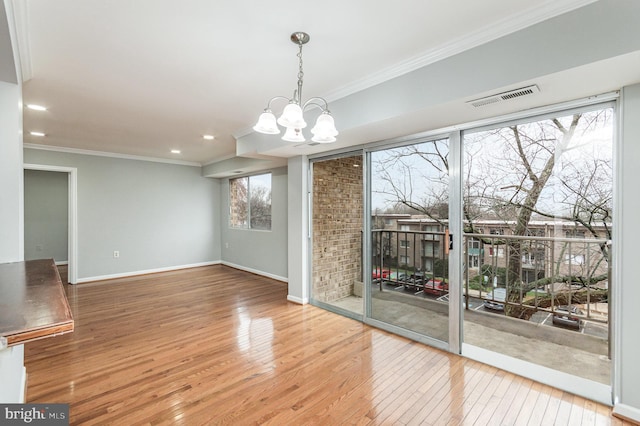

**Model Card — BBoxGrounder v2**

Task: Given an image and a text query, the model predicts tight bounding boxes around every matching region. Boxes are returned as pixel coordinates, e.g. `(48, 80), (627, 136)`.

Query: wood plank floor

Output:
(24, 265), (630, 425)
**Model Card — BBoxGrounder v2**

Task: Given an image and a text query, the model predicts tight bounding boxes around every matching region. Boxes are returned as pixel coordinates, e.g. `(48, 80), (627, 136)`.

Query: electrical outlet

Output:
(225, 242), (229, 249)
(113, 250), (120, 258)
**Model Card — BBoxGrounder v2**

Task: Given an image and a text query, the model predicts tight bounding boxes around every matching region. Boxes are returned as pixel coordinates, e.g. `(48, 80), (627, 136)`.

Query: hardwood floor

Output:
(25, 265), (629, 425)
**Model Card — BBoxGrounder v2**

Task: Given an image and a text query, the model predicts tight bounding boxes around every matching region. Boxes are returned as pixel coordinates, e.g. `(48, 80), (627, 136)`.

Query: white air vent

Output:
(467, 85), (540, 108)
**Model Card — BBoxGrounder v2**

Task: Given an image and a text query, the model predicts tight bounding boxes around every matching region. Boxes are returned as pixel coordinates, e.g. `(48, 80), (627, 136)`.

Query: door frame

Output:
(23, 164), (78, 284)
(363, 132), (456, 352)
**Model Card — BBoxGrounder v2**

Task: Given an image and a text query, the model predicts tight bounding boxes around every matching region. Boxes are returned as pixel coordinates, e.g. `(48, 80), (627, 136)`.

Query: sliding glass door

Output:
(311, 98), (615, 403)
(460, 103), (614, 394)
(368, 138), (451, 345)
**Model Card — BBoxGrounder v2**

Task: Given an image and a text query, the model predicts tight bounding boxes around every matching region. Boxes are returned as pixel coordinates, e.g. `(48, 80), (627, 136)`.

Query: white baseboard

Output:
(19, 365), (26, 403)
(613, 403), (640, 424)
(221, 261), (288, 283)
(55, 261), (69, 266)
(287, 294), (309, 305)
(76, 261), (222, 283)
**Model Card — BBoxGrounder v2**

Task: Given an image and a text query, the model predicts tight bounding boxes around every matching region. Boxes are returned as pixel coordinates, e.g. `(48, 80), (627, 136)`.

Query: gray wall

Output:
(618, 83), (640, 413)
(220, 166), (288, 280)
(24, 169), (68, 262)
(24, 148), (221, 280)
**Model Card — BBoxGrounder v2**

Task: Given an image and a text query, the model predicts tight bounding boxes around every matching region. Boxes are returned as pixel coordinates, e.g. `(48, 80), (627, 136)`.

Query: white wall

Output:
(24, 169), (68, 262)
(0, 81), (22, 263)
(23, 148), (221, 281)
(0, 14), (25, 401)
(287, 156), (309, 303)
(220, 166), (288, 281)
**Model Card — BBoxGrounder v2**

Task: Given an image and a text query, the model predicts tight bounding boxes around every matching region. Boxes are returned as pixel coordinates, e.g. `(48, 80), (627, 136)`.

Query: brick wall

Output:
(229, 177), (247, 228)
(312, 156), (363, 302)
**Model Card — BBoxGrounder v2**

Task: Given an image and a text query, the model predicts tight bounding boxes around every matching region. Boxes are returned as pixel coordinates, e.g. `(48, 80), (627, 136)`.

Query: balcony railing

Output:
(464, 233), (610, 326)
(372, 229), (610, 324)
(372, 229), (449, 293)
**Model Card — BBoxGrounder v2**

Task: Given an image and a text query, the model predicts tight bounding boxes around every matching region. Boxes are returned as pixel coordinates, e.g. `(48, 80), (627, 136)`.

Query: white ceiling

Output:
(10, 0), (633, 166)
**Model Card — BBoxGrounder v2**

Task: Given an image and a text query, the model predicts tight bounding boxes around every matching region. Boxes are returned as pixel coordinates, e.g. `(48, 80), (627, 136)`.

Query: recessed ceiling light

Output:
(203, 135), (215, 140)
(30, 131), (46, 137)
(26, 104), (47, 111)
(171, 149), (181, 154)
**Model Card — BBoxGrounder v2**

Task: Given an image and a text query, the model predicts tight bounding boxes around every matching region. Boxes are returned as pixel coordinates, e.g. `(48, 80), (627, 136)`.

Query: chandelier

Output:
(253, 32), (338, 143)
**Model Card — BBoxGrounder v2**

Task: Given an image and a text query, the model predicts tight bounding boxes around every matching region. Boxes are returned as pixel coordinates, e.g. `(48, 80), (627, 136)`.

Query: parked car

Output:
(389, 272), (409, 284)
(423, 279), (448, 296)
(404, 271), (425, 290)
(552, 305), (583, 330)
(483, 288), (506, 311)
(372, 268), (391, 280)
(410, 271), (425, 282)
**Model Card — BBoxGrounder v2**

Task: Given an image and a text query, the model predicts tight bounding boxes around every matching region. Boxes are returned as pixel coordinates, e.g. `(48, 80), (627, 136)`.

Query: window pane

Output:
(462, 106), (613, 385)
(370, 138), (450, 343)
(229, 177), (248, 228)
(249, 174), (272, 230)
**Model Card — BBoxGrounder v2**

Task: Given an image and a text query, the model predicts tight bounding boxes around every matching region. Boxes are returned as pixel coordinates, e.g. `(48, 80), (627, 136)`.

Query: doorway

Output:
(23, 164), (78, 284)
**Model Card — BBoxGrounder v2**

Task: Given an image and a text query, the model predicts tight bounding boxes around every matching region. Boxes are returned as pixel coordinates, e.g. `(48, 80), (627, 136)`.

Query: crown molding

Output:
(8, 0), (32, 83)
(23, 143), (202, 167)
(323, 0), (599, 103)
(233, 0), (598, 140)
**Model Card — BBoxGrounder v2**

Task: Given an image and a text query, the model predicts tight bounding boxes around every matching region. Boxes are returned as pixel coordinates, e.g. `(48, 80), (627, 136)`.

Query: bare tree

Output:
(372, 108), (613, 319)
(249, 185), (272, 230)
(465, 110), (612, 318)
(372, 139), (450, 226)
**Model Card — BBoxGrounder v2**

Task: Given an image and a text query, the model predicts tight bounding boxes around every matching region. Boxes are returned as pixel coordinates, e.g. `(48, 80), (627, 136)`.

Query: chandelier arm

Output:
(264, 95), (292, 110)
(302, 97), (330, 112)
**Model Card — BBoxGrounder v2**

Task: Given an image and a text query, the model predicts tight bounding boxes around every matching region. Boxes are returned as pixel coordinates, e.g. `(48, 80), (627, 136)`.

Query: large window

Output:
(229, 173), (272, 230)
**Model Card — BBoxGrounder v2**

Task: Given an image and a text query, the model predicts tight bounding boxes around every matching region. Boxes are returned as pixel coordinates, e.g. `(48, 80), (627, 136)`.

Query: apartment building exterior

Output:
(372, 213), (610, 289)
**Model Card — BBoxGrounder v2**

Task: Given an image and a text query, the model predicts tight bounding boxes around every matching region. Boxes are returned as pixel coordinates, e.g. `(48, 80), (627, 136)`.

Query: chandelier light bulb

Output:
(253, 110), (280, 135)
(277, 103), (307, 129)
(311, 112), (338, 138)
(282, 127), (306, 143)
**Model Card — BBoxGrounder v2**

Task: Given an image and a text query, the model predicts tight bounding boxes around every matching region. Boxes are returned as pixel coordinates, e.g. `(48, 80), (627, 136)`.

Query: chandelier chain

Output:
(297, 43), (304, 95)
